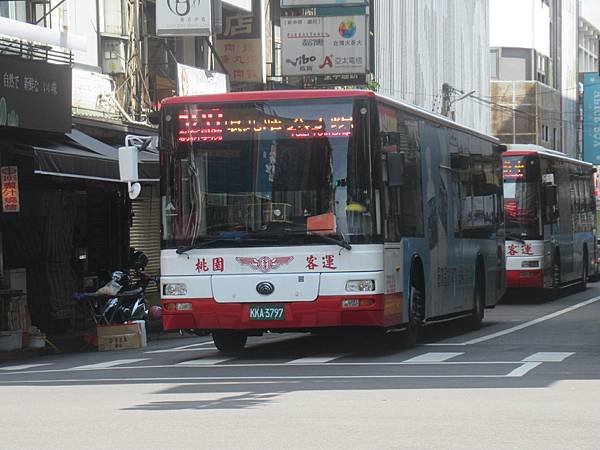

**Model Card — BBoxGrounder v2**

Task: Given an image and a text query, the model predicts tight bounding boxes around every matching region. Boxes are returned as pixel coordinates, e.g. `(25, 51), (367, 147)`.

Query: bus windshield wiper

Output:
(310, 233), (352, 250)
(176, 236), (268, 254)
(506, 234), (526, 244)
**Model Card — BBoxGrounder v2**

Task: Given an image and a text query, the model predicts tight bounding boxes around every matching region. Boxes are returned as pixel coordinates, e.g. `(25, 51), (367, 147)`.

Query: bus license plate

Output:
(249, 305), (285, 321)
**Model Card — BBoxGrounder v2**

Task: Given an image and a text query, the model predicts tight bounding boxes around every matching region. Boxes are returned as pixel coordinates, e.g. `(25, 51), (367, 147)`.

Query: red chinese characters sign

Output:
(1, 166), (19, 212)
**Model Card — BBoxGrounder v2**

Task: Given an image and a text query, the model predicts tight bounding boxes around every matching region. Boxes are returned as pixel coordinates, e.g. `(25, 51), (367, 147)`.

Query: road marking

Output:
(505, 362), (543, 377)
(0, 374), (519, 384)
(0, 363), (52, 371)
(403, 352), (464, 363)
(177, 358), (233, 366)
(287, 355), (346, 364)
(144, 341), (215, 353)
(521, 352), (574, 362)
(73, 359), (148, 370)
(427, 295), (600, 346)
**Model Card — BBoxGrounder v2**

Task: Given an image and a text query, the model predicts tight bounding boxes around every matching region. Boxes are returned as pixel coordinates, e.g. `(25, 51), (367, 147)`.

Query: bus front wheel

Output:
(212, 331), (247, 354)
(406, 284), (424, 346)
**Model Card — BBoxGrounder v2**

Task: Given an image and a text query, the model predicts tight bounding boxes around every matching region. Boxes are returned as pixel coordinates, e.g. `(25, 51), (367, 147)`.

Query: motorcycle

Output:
(75, 251), (154, 325)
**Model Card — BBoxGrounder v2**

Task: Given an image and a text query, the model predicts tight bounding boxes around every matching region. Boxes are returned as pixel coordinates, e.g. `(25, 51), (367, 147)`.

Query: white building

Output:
(489, 0), (579, 158)
(579, 0), (600, 73)
(374, 0), (491, 135)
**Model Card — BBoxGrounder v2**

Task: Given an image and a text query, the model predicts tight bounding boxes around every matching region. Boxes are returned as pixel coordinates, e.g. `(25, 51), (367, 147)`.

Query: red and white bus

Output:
(503, 145), (595, 290)
(157, 90), (506, 353)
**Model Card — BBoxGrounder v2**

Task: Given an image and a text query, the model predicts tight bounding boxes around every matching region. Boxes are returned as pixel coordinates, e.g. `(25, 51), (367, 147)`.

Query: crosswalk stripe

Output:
(144, 342), (216, 353)
(286, 355), (346, 364)
(403, 352), (464, 363)
(0, 363), (52, 371)
(73, 359), (148, 370)
(177, 358), (233, 366)
(521, 352), (575, 362)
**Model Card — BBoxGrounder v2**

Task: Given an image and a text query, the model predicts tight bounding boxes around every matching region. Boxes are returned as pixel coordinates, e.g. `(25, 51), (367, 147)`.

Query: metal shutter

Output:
(130, 184), (160, 293)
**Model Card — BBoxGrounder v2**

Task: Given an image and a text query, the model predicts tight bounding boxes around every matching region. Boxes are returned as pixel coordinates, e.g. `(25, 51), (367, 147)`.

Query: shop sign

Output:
(177, 63), (229, 95)
(281, 15), (367, 76)
(281, 0), (367, 6)
(1, 166), (20, 213)
(0, 55), (71, 133)
(215, 0), (264, 83)
(583, 72), (600, 164)
(156, 0), (212, 36)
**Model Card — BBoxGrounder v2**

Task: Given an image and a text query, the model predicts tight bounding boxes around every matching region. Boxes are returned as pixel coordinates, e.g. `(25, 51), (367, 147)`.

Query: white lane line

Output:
(72, 359), (148, 370)
(144, 347), (217, 353)
(144, 341), (215, 353)
(0, 374), (513, 383)
(0, 363), (52, 371)
(286, 355), (346, 364)
(403, 352), (464, 363)
(505, 362), (543, 377)
(521, 352), (574, 362)
(177, 358), (233, 366)
(428, 295), (600, 346)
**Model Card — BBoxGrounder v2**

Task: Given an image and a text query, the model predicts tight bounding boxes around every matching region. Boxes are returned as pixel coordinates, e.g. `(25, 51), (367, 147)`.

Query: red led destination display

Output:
(503, 158), (527, 180)
(177, 108), (353, 143)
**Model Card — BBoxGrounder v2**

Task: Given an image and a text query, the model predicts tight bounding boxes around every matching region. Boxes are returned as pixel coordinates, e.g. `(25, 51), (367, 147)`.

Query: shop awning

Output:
(0, 128), (158, 182)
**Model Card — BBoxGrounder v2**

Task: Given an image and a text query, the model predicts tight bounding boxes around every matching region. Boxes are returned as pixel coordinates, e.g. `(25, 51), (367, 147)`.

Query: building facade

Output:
(373, 0), (491, 135)
(489, 0), (579, 158)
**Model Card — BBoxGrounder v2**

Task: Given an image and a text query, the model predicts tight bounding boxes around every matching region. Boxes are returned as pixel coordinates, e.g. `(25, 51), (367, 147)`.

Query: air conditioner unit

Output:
(101, 38), (126, 74)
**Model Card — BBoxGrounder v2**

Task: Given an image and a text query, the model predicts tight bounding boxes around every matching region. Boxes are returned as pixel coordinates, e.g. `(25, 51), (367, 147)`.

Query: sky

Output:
(582, 0), (600, 29)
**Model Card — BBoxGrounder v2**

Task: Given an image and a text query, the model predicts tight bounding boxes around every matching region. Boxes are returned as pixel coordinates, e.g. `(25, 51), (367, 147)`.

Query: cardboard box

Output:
(96, 322), (147, 351)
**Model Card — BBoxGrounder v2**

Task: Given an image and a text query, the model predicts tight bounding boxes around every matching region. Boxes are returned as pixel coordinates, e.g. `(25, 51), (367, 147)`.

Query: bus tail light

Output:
(345, 280), (375, 292)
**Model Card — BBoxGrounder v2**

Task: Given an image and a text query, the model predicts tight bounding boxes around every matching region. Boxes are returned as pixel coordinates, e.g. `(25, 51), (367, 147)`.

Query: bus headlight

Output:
(163, 283), (188, 296)
(521, 261), (540, 268)
(345, 280), (375, 292)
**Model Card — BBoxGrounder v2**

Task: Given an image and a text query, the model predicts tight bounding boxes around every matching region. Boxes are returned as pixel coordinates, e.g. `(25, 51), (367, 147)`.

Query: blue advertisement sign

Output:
(583, 72), (600, 164)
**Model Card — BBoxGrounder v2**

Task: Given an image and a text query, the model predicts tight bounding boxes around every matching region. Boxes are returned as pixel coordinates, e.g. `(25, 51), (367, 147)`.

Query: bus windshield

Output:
(161, 98), (375, 248)
(503, 155), (541, 239)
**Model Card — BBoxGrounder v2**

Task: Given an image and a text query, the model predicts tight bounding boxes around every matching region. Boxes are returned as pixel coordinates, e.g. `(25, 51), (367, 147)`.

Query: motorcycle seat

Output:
(119, 287), (143, 299)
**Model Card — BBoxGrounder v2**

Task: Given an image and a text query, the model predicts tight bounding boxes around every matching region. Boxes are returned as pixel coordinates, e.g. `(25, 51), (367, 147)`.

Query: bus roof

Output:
(162, 89), (500, 145)
(504, 144), (593, 168)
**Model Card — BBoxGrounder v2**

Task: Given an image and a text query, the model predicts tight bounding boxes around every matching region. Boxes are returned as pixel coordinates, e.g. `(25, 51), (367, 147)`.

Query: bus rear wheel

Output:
(580, 249), (588, 291)
(212, 331), (247, 354)
(469, 270), (485, 330)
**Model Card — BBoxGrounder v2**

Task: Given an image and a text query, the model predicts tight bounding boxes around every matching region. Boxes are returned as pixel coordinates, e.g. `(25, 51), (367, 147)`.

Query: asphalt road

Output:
(1, 284), (600, 449)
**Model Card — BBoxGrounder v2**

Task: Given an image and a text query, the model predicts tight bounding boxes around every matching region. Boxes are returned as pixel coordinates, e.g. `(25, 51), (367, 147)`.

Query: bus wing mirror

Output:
(148, 110), (160, 125)
(386, 152), (405, 187)
(119, 145), (141, 200)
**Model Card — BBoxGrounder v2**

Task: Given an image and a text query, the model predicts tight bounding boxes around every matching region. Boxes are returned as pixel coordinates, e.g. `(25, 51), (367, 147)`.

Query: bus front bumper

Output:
(161, 294), (404, 331)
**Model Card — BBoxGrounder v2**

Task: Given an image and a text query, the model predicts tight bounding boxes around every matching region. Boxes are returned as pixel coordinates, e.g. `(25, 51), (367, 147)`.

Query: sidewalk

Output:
(0, 319), (194, 363)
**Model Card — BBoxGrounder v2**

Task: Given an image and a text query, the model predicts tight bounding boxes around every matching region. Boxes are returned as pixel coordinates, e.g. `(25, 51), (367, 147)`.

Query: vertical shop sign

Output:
(583, 72), (600, 164)
(1, 166), (20, 213)
(215, 0), (264, 83)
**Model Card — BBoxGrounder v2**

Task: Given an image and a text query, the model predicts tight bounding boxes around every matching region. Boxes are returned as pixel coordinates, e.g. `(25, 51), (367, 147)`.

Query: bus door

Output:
(557, 163), (574, 275)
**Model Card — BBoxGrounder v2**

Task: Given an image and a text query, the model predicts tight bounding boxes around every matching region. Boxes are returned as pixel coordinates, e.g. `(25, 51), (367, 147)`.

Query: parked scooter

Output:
(75, 251), (155, 325)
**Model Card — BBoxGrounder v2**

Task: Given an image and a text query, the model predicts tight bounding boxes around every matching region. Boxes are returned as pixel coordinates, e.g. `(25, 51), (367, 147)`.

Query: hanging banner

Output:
(177, 63), (229, 95)
(1, 166), (20, 213)
(281, 15), (367, 76)
(156, 0), (212, 36)
(583, 72), (600, 164)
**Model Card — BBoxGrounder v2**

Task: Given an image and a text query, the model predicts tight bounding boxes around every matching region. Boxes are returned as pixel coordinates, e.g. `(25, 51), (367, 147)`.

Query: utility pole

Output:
(441, 83), (452, 117)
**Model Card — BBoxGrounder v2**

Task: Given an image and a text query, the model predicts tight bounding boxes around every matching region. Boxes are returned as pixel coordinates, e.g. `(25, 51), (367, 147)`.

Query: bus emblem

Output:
(236, 256), (294, 273)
